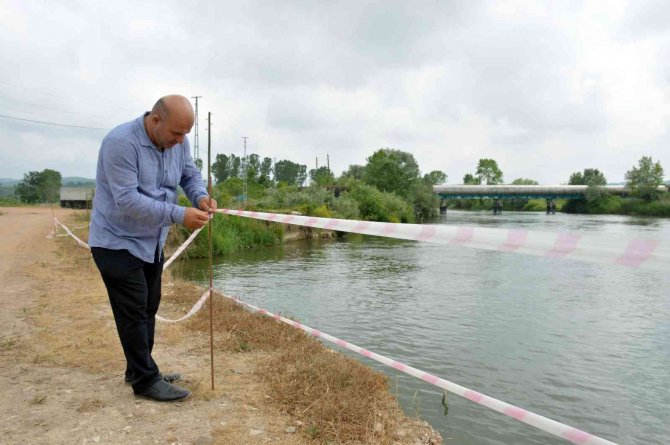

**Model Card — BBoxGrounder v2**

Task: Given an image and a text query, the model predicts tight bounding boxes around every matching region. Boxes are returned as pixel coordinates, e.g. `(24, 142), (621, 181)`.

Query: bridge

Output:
(432, 184), (668, 214)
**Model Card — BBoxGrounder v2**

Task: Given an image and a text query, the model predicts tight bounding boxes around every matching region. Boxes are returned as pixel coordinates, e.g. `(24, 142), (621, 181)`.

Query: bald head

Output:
(152, 95), (194, 121)
(145, 95), (194, 149)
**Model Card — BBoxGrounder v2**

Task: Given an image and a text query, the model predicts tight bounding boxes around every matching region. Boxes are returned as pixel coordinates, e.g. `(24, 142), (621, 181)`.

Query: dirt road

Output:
(0, 207), (440, 445)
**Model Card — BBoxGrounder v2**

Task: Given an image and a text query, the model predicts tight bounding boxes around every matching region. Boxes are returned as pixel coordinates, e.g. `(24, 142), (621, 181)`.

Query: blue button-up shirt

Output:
(89, 113), (208, 263)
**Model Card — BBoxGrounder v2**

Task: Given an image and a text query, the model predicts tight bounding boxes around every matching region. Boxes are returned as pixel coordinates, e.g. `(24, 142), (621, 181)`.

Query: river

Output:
(174, 210), (670, 444)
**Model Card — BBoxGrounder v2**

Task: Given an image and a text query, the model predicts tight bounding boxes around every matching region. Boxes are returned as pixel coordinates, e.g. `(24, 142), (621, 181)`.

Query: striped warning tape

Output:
(216, 209), (668, 271)
(50, 216), (620, 443)
(49, 217), (207, 323)
(217, 290), (618, 445)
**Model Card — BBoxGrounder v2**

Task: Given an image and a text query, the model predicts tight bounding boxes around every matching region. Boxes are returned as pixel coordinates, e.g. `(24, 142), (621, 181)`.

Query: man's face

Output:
(153, 113), (193, 149)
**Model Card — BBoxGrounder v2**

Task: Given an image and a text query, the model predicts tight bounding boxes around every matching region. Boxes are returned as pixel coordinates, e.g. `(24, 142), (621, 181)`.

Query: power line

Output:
(0, 80), (137, 112)
(0, 93), (120, 122)
(0, 113), (109, 130)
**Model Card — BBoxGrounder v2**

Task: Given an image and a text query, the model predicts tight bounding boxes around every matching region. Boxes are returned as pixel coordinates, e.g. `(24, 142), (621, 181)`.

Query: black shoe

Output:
(125, 372), (182, 385)
(135, 380), (191, 402)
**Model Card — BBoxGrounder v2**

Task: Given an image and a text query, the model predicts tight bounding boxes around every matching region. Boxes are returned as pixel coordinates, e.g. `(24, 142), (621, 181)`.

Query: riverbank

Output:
(447, 195), (670, 217)
(0, 207), (441, 444)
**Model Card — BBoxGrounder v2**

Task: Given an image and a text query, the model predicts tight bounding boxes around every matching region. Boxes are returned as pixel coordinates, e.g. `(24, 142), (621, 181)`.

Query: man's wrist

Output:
(196, 194), (209, 208)
(170, 205), (186, 225)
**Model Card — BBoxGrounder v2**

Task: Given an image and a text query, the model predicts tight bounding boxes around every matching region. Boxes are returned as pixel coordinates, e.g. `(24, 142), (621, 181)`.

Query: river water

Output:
(175, 210), (670, 444)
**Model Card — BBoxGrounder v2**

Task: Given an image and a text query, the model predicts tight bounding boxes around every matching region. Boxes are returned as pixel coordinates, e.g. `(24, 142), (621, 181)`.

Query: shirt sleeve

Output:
(102, 136), (185, 226)
(179, 138), (209, 207)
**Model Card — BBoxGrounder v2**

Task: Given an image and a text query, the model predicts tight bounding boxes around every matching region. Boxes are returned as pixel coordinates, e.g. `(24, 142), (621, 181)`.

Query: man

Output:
(89, 95), (216, 401)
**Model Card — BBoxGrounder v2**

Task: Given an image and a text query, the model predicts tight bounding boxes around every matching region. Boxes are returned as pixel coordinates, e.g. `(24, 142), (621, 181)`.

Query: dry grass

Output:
(27, 215), (440, 445)
(161, 280), (404, 444)
(77, 398), (106, 413)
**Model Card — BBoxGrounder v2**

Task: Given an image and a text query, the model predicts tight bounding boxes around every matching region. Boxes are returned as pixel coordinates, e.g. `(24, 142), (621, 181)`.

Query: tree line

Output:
(451, 156), (667, 216)
(210, 148), (448, 222)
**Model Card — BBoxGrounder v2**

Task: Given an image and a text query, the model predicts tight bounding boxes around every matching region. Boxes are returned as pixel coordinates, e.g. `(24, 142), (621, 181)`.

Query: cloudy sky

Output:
(0, 0), (668, 184)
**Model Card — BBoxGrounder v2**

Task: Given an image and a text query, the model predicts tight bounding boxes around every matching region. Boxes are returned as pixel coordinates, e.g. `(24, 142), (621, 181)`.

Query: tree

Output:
(568, 168), (607, 186)
(212, 154), (230, 183)
(15, 171), (41, 203)
(259, 157), (273, 186)
(309, 166), (335, 186)
(511, 178), (538, 185)
(341, 164), (366, 180)
(409, 182), (439, 221)
(194, 158), (203, 172)
(38, 169), (62, 202)
(246, 154), (260, 181)
(230, 154), (241, 178)
(463, 173), (481, 185)
(363, 148), (420, 197)
(15, 169), (62, 203)
(475, 159), (503, 185)
(625, 156), (665, 201)
(275, 160), (307, 186)
(423, 170), (447, 185)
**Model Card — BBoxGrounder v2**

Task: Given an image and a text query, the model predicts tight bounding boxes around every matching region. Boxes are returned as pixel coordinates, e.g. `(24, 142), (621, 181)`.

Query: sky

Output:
(0, 0), (668, 184)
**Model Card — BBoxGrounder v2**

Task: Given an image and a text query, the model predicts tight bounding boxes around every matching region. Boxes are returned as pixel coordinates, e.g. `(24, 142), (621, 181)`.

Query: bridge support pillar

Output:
(493, 199), (502, 215)
(546, 199), (556, 214)
(439, 200), (447, 214)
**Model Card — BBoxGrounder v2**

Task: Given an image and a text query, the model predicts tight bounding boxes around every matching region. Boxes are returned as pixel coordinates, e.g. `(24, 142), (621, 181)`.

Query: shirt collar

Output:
(136, 112), (156, 148)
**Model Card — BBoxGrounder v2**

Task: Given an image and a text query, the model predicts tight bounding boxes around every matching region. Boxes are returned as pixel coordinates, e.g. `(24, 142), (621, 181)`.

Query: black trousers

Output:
(91, 247), (163, 392)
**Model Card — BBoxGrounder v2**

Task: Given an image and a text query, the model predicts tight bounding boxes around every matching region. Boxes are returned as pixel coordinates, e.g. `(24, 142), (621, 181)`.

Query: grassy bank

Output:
(173, 213), (285, 257)
(562, 195), (670, 217)
(165, 279), (440, 443)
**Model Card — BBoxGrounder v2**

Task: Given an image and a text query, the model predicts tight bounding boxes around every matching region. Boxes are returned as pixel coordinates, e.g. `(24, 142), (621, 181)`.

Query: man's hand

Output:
(198, 196), (218, 213)
(183, 207), (210, 229)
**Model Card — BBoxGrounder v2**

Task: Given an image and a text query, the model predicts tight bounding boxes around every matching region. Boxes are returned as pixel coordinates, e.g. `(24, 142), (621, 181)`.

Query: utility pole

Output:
(191, 96), (202, 169)
(327, 154), (330, 171)
(242, 136), (248, 206)
(316, 156), (318, 169)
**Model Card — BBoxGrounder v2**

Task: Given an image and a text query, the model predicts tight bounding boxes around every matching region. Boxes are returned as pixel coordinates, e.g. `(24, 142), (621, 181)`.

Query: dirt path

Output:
(0, 207), (441, 445)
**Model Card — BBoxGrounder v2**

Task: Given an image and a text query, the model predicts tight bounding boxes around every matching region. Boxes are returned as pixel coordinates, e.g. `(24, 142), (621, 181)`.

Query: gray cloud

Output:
(0, 1), (667, 183)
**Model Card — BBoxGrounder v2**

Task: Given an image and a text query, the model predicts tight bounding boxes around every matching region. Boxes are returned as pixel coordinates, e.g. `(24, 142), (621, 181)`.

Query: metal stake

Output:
(207, 111), (215, 390)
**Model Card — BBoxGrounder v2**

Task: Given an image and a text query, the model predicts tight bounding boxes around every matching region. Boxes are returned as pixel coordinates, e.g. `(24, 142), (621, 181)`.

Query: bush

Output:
(327, 194), (360, 219)
(255, 186), (329, 213)
(348, 182), (414, 223)
(619, 196), (670, 217)
(521, 199), (547, 211)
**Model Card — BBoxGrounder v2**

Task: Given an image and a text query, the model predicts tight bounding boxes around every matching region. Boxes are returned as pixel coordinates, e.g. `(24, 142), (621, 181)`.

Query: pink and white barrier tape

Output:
(217, 209), (668, 272)
(215, 290), (617, 445)
(50, 218), (209, 323)
(50, 216), (617, 442)
(53, 218), (90, 250)
(155, 290), (211, 323)
(163, 227), (203, 270)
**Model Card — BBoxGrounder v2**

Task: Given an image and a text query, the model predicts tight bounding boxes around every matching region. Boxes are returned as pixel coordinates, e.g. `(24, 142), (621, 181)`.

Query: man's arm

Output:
(179, 141), (209, 208)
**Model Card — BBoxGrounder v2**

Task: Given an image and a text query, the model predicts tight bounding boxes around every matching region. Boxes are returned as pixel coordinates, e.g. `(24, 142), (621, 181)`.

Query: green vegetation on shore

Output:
(449, 156), (669, 217)
(172, 148), (447, 256)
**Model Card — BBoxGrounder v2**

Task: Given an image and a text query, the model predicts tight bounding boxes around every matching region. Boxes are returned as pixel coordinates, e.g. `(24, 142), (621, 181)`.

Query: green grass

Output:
(172, 213), (284, 258)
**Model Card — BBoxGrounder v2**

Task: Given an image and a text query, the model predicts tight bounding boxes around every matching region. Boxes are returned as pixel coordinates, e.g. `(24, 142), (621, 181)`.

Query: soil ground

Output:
(0, 207), (442, 445)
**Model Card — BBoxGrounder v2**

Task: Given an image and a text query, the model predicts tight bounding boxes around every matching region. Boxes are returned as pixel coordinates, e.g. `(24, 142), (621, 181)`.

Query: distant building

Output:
(60, 187), (94, 209)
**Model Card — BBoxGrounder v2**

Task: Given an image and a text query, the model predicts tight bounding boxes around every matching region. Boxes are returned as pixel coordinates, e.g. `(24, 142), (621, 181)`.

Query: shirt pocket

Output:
(138, 156), (160, 189)
(163, 153), (181, 188)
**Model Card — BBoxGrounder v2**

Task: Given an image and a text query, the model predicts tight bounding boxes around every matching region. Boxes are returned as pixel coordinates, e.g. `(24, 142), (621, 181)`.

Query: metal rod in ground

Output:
(207, 111), (214, 390)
